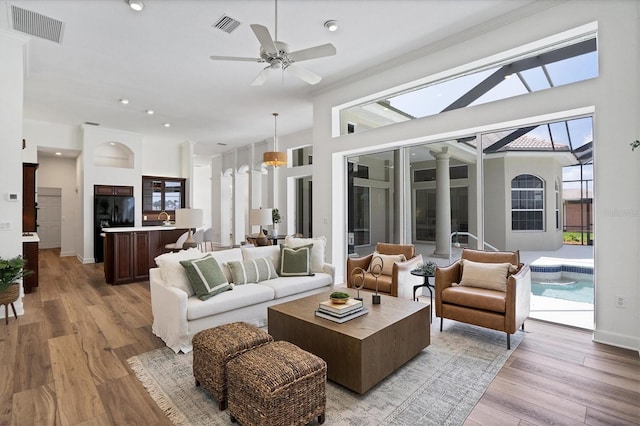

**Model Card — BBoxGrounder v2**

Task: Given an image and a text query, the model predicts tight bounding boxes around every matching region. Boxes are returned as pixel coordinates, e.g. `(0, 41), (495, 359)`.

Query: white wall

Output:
(193, 164), (212, 229)
(0, 30), (28, 318)
(79, 125), (143, 262)
(312, 2), (639, 350)
(37, 156), (78, 257)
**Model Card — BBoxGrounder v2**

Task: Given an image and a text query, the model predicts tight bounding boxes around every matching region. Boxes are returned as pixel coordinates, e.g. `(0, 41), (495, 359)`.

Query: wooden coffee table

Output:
(267, 289), (430, 394)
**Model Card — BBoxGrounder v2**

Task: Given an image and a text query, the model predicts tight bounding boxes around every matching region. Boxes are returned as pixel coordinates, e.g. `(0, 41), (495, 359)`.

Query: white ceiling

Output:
(2, 0), (535, 160)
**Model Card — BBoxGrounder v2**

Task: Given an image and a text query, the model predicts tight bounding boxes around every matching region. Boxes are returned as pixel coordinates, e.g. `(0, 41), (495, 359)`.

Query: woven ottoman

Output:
(193, 322), (273, 410)
(227, 341), (327, 425)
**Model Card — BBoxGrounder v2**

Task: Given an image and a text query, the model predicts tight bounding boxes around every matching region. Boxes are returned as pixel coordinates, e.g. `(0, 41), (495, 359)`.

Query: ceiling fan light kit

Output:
(128, 0), (144, 12)
(210, 0), (336, 86)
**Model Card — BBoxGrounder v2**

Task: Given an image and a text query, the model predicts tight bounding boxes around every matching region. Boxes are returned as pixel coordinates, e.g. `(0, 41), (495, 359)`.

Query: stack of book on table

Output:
(314, 298), (368, 323)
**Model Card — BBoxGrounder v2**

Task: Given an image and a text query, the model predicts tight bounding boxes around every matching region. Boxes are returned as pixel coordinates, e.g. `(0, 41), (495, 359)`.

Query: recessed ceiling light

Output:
(163, 123), (171, 128)
(119, 98), (129, 104)
(324, 20), (338, 32)
(109, 142), (116, 146)
(128, 0), (144, 12)
(146, 109), (154, 115)
(55, 152), (62, 156)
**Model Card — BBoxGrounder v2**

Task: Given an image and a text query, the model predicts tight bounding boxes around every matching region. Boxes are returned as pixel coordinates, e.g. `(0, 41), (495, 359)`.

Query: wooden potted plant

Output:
(0, 255), (32, 324)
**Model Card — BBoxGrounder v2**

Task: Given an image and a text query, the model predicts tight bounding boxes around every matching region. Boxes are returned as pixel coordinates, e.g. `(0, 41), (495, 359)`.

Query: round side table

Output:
(411, 270), (434, 322)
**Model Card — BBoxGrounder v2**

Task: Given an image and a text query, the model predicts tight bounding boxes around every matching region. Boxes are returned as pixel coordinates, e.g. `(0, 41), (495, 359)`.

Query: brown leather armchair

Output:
(346, 243), (424, 299)
(435, 248), (531, 349)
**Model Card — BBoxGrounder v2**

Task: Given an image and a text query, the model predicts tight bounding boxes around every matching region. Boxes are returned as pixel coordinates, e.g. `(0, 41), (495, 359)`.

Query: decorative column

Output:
(432, 148), (452, 257)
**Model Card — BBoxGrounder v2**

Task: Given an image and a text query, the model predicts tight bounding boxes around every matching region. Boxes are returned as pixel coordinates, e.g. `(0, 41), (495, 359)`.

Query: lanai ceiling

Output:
(0, 0), (538, 160)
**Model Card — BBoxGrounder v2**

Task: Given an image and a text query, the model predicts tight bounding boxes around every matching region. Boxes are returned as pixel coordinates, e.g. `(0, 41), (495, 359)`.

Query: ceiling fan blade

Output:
(286, 63), (322, 85)
(209, 55), (262, 62)
(288, 43), (337, 62)
(250, 24), (278, 56)
(251, 67), (271, 86)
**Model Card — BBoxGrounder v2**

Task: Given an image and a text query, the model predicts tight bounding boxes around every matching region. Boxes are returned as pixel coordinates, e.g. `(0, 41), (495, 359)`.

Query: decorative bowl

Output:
(329, 291), (351, 304)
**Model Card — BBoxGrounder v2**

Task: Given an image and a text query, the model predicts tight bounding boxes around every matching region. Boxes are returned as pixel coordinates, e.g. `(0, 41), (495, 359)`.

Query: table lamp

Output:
(175, 208), (203, 249)
(249, 208), (273, 246)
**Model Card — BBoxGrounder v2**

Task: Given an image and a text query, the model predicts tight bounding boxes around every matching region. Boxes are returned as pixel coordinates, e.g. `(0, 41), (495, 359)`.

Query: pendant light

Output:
(263, 112), (287, 167)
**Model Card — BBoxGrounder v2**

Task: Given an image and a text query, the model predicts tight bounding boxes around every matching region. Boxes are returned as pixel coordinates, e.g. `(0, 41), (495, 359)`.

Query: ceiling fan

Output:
(209, 0), (336, 86)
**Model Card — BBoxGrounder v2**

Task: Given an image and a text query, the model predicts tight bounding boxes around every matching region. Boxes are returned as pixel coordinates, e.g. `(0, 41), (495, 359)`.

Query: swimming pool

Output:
(531, 279), (594, 304)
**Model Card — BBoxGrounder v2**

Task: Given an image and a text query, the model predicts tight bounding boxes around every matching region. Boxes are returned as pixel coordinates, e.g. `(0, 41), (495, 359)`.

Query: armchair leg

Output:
(440, 317), (443, 332)
(507, 333), (511, 350)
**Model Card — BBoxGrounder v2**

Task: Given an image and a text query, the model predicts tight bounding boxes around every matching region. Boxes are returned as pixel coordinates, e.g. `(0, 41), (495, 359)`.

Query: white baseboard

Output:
(77, 255), (96, 264)
(593, 329), (640, 353)
(59, 251), (75, 257)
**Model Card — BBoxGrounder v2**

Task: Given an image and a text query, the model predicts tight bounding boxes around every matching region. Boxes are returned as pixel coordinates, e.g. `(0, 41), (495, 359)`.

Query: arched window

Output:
(511, 174), (544, 231)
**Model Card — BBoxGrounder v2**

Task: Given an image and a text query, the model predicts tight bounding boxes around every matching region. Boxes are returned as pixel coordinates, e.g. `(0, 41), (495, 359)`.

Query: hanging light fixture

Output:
(263, 112), (287, 167)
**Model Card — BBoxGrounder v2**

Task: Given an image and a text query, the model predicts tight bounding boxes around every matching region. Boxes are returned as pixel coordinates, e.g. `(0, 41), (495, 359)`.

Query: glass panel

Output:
(387, 68), (496, 118)
(164, 181), (182, 211)
(340, 38), (597, 136)
(519, 67), (551, 91)
(292, 146), (313, 167)
(566, 117), (593, 150)
(546, 51), (598, 86)
(353, 186), (370, 246)
(143, 179), (163, 212)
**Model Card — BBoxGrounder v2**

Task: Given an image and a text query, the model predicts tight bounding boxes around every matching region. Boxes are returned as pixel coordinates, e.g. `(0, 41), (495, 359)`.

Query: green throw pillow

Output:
(228, 257), (278, 284)
(279, 244), (313, 276)
(180, 255), (232, 300)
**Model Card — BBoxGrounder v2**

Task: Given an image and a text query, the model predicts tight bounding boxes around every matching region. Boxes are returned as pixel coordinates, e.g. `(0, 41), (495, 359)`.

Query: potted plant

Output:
(272, 208), (282, 236)
(0, 255), (32, 306)
(412, 260), (438, 276)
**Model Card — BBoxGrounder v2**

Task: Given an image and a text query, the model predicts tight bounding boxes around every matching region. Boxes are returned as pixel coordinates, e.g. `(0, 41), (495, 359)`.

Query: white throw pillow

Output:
(368, 252), (406, 276)
(459, 259), (515, 292)
(154, 248), (204, 296)
(283, 236), (326, 273)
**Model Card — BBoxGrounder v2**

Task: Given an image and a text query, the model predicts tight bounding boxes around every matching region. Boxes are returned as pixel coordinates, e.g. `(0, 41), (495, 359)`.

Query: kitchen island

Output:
(102, 226), (187, 285)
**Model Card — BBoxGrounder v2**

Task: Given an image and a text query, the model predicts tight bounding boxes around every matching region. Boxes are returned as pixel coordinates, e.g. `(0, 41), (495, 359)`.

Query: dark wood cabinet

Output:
(23, 163), (38, 232)
(103, 228), (185, 285)
(22, 241), (39, 293)
(95, 185), (133, 196)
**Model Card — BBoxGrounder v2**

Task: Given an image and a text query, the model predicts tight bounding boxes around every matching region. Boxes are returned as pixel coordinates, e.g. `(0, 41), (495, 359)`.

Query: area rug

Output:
(128, 322), (523, 425)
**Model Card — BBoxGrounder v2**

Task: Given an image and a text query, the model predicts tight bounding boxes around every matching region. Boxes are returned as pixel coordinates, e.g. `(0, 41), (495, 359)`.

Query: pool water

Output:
(531, 280), (594, 304)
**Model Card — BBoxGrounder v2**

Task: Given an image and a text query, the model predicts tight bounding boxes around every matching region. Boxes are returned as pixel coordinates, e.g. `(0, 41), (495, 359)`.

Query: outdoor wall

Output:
(483, 157), (507, 249)
(313, 1), (639, 350)
(503, 155), (564, 251)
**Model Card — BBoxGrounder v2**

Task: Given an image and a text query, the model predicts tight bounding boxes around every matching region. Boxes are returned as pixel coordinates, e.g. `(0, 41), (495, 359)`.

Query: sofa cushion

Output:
(283, 236), (326, 273)
(279, 244), (313, 276)
(228, 257), (279, 284)
(241, 245), (280, 271)
(186, 283), (275, 320)
(180, 255), (233, 301)
(459, 259), (515, 292)
(207, 248), (243, 283)
(154, 248), (205, 296)
(369, 252), (406, 276)
(257, 273), (333, 299)
(441, 286), (506, 313)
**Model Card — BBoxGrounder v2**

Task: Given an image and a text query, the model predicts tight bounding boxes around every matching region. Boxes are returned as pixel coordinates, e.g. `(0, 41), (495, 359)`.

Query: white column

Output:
(432, 148), (451, 257)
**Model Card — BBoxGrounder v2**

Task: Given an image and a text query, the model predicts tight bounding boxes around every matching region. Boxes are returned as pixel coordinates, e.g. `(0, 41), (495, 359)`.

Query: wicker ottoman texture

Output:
(227, 341), (327, 426)
(193, 322), (273, 410)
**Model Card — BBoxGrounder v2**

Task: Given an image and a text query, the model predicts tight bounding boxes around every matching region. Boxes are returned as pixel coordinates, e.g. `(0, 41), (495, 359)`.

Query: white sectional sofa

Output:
(150, 244), (335, 353)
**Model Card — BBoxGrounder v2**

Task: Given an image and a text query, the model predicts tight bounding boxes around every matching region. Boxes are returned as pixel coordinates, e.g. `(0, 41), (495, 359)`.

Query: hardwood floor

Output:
(1, 249), (638, 425)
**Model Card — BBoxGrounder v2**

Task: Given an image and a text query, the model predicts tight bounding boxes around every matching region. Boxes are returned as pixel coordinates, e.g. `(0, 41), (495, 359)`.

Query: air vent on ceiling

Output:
(213, 15), (241, 34)
(10, 5), (64, 44)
